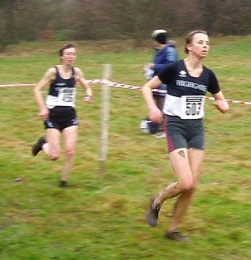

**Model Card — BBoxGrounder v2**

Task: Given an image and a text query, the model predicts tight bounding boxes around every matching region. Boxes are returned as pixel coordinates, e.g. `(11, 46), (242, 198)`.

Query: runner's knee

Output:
(179, 179), (195, 192)
(65, 149), (75, 159)
(49, 149), (60, 160)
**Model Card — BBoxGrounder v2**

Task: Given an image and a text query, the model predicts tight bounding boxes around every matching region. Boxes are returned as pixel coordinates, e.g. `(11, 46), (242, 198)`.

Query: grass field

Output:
(0, 37), (251, 260)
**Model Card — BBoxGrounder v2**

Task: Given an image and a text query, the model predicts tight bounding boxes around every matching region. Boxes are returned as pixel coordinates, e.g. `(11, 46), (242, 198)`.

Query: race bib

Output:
(180, 95), (205, 119)
(58, 88), (76, 105)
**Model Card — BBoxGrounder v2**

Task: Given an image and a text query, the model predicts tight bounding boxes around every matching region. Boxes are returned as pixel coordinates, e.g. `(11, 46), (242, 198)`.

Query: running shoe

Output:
(145, 196), (161, 227)
(32, 136), (46, 156)
(165, 231), (190, 242)
(154, 132), (166, 138)
(59, 180), (67, 188)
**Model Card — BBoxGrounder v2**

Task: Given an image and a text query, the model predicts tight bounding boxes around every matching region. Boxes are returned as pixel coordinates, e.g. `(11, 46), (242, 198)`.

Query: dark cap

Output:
(151, 29), (167, 44)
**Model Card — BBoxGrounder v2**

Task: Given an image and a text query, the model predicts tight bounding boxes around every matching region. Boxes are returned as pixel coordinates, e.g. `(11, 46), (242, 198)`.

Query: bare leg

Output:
(155, 181), (182, 204)
(32, 129), (60, 158)
(154, 148), (193, 206)
(146, 148), (193, 227)
(44, 128), (61, 160)
(167, 148), (205, 232)
(61, 126), (78, 183)
(168, 189), (194, 232)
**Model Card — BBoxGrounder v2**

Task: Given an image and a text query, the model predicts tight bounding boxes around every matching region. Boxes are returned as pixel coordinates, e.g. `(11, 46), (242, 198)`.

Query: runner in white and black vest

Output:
(142, 30), (229, 241)
(32, 43), (93, 188)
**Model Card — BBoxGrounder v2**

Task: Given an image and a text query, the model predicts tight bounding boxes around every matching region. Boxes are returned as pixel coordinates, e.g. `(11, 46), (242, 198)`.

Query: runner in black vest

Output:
(32, 43), (93, 187)
(142, 30), (229, 241)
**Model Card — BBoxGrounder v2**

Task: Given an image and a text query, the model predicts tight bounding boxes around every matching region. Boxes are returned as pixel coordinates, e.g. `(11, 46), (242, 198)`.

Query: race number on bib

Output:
(58, 88), (76, 106)
(180, 95), (205, 119)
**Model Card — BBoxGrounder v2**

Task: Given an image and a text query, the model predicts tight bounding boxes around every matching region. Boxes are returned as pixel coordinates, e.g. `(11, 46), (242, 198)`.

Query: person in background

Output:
(32, 43), (93, 187)
(142, 29), (179, 138)
(142, 30), (229, 241)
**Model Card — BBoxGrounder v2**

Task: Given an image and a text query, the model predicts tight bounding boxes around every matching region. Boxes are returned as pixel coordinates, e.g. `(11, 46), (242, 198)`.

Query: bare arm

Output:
(142, 76), (163, 122)
(75, 67), (93, 103)
(213, 91), (229, 113)
(34, 67), (55, 120)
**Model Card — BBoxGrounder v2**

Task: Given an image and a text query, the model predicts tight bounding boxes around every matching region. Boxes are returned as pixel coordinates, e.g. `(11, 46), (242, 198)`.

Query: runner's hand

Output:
(39, 108), (49, 120)
(84, 95), (93, 103)
(214, 100), (229, 113)
(149, 107), (163, 123)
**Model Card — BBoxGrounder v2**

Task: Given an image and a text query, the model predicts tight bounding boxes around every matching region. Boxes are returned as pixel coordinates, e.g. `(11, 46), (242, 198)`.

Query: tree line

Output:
(1, 0), (251, 48)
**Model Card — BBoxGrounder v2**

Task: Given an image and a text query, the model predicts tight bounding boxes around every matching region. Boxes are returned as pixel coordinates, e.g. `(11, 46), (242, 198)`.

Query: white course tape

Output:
(0, 80), (250, 105)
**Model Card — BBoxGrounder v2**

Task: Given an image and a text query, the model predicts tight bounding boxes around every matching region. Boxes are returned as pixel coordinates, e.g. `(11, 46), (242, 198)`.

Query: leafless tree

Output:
(0, 0), (251, 48)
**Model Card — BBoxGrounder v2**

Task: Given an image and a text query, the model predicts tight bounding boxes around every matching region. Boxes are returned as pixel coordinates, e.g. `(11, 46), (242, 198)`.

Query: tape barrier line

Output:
(0, 83), (36, 88)
(97, 80), (251, 105)
(0, 79), (251, 105)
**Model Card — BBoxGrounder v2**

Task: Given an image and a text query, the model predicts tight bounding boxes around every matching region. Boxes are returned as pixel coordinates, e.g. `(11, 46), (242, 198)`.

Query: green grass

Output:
(0, 37), (251, 259)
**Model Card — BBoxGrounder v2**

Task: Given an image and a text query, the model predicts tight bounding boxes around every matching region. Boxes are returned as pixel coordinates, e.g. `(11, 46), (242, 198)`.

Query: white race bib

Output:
(57, 88), (76, 106)
(180, 95), (205, 119)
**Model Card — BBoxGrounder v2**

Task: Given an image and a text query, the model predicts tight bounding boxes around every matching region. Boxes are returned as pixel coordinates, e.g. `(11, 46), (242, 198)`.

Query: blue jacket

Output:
(152, 45), (179, 77)
(152, 45), (178, 96)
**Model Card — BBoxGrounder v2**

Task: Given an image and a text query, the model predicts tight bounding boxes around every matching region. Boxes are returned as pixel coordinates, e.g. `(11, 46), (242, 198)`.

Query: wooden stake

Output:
(99, 64), (111, 178)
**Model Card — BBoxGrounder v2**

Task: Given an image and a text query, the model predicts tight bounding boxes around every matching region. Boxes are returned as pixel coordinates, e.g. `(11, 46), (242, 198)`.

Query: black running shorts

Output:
(164, 115), (205, 153)
(44, 106), (79, 132)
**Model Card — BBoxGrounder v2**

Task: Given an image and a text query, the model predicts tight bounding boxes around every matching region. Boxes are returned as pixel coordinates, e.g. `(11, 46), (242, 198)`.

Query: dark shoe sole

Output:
(145, 196), (161, 227)
(165, 231), (190, 242)
(32, 136), (46, 156)
(59, 180), (67, 188)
